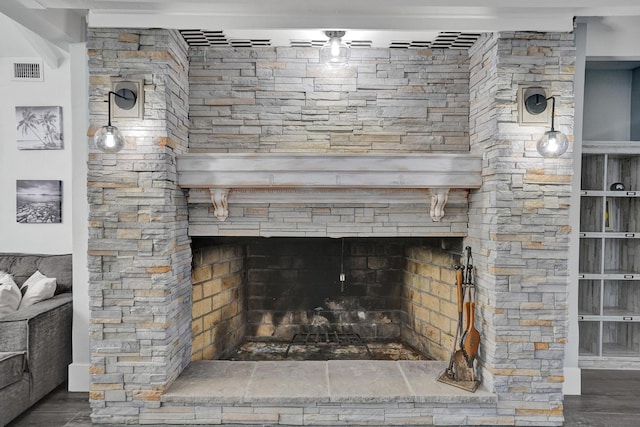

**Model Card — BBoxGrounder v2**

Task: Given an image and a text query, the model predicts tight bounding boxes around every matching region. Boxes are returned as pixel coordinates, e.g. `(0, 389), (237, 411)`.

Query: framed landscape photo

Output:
(16, 180), (62, 223)
(15, 106), (63, 150)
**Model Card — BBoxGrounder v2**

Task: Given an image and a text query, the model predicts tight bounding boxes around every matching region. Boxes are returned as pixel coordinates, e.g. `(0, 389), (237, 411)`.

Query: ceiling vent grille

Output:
(290, 40), (326, 48)
(347, 40), (372, 48)
(12, 60), (43, 82)
(180, 30), (481, 50)
(180, 30), (273, 47)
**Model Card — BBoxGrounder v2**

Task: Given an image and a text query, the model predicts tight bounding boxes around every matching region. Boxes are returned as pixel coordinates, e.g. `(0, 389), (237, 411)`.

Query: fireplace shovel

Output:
(438, 265), (478, 392)
(462, 286), (480, 368)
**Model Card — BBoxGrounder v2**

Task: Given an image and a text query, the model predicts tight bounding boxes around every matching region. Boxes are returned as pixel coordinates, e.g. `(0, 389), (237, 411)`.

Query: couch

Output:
(0, 253), (73, 427)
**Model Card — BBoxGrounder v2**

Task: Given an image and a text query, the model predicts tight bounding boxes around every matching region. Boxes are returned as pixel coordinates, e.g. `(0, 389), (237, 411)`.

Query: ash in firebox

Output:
(224, 341), (429, 361)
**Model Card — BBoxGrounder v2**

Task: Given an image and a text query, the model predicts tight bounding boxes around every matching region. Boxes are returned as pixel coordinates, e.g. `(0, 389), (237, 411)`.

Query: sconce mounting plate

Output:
(114, 88), (136, 110)
(524, 93), (547, 115)
(518, 86), (550, 126)
(111, 79), (144, 120)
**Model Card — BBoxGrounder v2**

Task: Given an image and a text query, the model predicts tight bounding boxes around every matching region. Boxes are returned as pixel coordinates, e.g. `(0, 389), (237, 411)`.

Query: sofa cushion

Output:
(0, 254), (72, 294)
(0, 351), (26, 389)
(0, 272), (22, 315)
(18, 271), (57, 310)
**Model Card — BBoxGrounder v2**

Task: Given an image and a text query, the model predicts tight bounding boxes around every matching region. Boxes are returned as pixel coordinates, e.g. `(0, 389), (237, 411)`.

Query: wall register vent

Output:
(12, 60), (43, 82)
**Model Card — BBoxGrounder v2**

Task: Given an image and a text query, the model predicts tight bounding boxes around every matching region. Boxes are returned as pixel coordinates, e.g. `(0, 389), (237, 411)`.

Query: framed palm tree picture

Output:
(15, 106), (63, 150)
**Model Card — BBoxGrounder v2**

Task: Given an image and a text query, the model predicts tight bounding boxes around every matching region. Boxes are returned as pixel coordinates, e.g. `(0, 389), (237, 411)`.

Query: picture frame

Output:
(16, 180), (62, 223)
(15, 106), (63, 150)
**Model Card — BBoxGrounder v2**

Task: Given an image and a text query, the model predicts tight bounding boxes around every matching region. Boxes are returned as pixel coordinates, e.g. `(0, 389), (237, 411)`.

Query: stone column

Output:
(86, 28), (192, 424)
(468, 32), (575, 426)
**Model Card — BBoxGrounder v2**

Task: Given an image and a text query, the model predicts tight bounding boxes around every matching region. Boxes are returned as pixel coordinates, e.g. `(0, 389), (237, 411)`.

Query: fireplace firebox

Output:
(190, 237), (463, 363)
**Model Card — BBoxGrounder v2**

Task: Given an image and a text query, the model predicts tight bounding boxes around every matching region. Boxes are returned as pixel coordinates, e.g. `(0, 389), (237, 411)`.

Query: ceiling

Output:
(2, 1), (640, 52)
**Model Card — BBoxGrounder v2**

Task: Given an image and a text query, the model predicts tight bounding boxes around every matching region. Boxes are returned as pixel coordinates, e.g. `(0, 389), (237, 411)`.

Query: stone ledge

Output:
(162, 360), (497, 406)
(177, 153), (482, 189)
(177, 153), (481, 222)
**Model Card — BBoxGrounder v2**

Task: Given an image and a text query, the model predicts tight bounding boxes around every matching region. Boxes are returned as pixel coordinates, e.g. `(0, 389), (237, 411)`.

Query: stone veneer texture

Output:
(86, 27), (575, 426)
(87, 28), (193, 424)
(191, 243), (245, 361)
(466, 32), (575, 425)
(186, 46), (472, 238)
(188, 47), (470, 153)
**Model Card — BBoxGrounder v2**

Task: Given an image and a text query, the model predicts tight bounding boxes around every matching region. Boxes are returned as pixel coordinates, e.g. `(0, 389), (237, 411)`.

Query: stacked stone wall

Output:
(87, 28), (192, 424)
(467, 31), (575, 425)
(186, 47), (472, 237)
(188, 47), (469, 153)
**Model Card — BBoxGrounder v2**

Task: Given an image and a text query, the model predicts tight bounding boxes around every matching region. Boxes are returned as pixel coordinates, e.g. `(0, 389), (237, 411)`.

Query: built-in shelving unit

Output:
(578, 60), (640, 368)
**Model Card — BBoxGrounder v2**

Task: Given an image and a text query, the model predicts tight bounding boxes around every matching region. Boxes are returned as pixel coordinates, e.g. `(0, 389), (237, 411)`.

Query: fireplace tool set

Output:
(438, 246), (481, 392)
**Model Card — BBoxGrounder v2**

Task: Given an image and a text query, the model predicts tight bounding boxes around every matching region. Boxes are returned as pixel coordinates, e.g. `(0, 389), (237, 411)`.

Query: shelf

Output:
(578, 143), (640, 364)
(582, 141), (640, 155)
(177, 153), (482, 221)
(602, 322), (640, 357)
(581, 190), (640, 197)
(579, 273), (640, 280)
(578, 67), (640, 366)
(602, 343), (640, 357)
(579, 233), (640, 238)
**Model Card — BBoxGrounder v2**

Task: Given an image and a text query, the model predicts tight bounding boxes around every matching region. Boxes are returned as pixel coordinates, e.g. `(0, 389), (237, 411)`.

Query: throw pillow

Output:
(0, 271), (22, 315)
(18, 270), (57, 310)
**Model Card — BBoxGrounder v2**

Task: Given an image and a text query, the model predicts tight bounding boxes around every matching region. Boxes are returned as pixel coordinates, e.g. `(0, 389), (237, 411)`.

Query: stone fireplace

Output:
(87, 28), (574, 426)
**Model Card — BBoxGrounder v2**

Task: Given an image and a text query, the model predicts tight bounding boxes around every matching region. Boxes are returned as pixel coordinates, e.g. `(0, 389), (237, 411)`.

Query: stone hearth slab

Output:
(245, 361), (329, 403)
(399, 361), (495, 403)
(162, 360), (255, 404)
(162, 360), (497, 405)
(327, 360), (413, 402)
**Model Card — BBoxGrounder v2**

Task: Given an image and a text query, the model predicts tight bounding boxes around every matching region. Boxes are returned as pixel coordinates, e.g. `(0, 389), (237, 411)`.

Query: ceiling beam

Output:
(0, 1), (86, 52)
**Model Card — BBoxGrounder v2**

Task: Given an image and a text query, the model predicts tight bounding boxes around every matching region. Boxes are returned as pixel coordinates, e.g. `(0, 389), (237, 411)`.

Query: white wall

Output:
(583, 69), (633, 141)
(0, 47), (72, 251)
(583, 16), (640, 59)
(0, 13), (90, 391)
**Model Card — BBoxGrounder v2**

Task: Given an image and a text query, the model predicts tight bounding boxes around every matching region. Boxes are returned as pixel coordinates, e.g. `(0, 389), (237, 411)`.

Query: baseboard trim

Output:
(563, 366), (581, 395)
(68, 362), (90, 391)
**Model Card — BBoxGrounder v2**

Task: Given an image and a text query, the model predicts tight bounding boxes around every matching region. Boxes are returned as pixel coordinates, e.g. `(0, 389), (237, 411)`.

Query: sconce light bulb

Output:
(330, 38), (341, 57)
(537, 130), (568, 158)
(321, 31), (350, 67)
(94, 125), (125, 153)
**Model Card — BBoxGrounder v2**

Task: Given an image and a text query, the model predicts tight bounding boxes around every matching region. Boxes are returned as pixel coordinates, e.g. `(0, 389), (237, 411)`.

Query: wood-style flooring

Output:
(7, 369), (640, 426)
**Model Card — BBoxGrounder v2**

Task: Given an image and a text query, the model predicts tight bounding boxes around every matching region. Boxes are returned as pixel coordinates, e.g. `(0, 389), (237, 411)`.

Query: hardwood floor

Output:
(563, 369), (640, 427)
(6, 384), (91, 427)
(7, 370), (640, 426)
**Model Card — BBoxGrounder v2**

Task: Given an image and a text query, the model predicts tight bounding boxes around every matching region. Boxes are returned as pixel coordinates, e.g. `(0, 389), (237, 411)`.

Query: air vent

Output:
(347, 40), (372, 48)
(290, 40), (326, 48)
(179, 30), (481, 50)
(12, 60), (43, 82)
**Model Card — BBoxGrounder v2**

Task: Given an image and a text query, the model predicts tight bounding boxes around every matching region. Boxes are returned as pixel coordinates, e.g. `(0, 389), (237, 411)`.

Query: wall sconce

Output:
(524, 93), (569, 158)
(94, 87), (137, 153)
(320, 31), (350, 67)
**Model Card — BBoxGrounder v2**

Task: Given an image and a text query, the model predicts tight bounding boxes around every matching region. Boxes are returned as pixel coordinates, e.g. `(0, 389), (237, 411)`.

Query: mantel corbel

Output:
(429, 188), (449, 222)
(209, 188), (229, 221)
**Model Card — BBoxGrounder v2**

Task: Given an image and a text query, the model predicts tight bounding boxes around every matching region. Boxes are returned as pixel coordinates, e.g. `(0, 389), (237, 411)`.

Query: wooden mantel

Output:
(176, 153), (482, 222)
